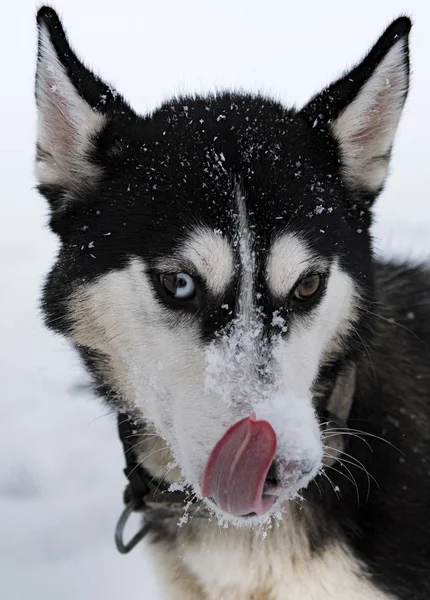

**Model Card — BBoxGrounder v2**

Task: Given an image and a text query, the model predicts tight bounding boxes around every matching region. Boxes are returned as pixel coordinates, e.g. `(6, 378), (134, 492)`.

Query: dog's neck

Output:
(149, 501), (391, 600)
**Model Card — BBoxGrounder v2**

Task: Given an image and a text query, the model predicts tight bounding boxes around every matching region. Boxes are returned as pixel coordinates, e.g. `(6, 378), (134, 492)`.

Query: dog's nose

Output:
(263, 461), (279, 490)
(263, 458), (314, 496)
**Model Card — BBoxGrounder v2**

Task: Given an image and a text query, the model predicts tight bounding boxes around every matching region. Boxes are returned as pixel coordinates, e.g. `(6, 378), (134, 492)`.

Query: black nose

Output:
(264, 461), (279, 490)
(263, 458), (315, 494)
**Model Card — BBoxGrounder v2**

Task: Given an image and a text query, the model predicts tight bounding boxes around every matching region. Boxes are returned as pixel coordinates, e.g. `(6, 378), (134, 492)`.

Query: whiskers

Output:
(317, 425), (401, 506)
(127, 445), (170, 480)
(350, 323), (377, 381)
(323, 427), (403, 455)
(152, 463), (178, 497)
(323, 445), (377, 504)
(88, 409), (117, 425)
(123, 434), (166, 457)
(359, 306), (425, 345)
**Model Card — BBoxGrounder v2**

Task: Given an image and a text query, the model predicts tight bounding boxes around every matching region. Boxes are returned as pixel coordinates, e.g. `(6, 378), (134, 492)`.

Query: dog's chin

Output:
(198, 464), (321, 528)
(201, 496), (284, 528)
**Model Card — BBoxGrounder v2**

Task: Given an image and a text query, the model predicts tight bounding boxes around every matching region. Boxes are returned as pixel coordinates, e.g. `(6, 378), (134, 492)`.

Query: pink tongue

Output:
(201, 415), (277, 516)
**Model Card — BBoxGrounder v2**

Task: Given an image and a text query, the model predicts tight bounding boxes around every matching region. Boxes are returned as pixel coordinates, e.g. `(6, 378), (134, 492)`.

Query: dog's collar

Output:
(115, 412), (202, 554)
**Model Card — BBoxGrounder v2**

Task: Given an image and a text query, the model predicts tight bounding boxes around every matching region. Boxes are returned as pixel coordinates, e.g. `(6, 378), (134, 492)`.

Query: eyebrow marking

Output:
(156, 227), (235, 295)
(267, 233), (317, 297)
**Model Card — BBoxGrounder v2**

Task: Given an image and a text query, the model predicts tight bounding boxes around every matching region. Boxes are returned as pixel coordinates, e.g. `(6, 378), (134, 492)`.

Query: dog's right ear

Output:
(35, 7), (135, 222)
(300, 17), (411, 198)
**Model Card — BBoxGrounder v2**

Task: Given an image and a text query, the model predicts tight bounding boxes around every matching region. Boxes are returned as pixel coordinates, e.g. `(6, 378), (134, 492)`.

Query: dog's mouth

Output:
(201, 414), (278, 517)
(200, 414), (320, 520)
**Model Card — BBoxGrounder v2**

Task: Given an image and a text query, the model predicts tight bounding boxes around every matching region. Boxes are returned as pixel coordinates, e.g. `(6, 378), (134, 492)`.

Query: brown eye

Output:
(293, 274), (323, 302)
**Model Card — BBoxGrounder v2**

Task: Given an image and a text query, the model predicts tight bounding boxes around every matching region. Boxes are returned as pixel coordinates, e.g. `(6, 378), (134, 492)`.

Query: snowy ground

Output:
(1, 1), (429, 598)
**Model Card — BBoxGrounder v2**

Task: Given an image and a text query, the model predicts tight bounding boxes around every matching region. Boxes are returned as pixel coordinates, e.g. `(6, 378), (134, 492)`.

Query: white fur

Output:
(185, 541), (393, 600)
(332, 39), (408, 192)
(267, 233), (327, 297)
(235, 185), (255, 319)
(35, 14), (410, 599)
(35, 24), (105, 191)
(256, 243), (356, 493)
(70, 257), (233, 488)
(69, 222), (358, 525)
(154, 518), (395, 600)
(264, 259), (356, 405)
(155, 227), (234, 294)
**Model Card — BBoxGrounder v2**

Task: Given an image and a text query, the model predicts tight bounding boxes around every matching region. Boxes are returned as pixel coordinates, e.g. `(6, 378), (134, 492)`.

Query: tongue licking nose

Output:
(201, 415), (277, 517)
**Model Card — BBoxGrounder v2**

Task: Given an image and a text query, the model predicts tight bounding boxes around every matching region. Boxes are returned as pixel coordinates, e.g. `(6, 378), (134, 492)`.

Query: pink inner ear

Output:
(350, 80), (401, 147)
(48, 90), (79, 159)
(36, 18), (109, 185)
(36, 50), (105, 188)
(342, 46), (407, 157)
(38, 58), (82, 166)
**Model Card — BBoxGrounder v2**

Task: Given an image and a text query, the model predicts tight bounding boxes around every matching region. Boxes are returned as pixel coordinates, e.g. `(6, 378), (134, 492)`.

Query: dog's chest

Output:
(180, 523), (395, 600)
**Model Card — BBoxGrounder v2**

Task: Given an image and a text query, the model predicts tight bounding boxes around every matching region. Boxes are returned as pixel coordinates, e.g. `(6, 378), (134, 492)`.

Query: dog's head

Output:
(35, 7), (410, 524)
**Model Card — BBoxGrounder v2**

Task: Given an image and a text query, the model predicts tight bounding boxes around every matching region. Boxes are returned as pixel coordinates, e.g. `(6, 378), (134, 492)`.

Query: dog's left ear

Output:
(35, 7), (135, 212)
(301, 17), (411, 196)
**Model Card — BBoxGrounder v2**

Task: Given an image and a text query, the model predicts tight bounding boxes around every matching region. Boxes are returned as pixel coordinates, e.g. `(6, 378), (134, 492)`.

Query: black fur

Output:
(312, 264), (430, 598)
(35, 8), (430, 599)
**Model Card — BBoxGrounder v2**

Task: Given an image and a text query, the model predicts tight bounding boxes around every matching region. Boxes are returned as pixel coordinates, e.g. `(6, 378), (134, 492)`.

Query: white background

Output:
(1, 1), (429, 598)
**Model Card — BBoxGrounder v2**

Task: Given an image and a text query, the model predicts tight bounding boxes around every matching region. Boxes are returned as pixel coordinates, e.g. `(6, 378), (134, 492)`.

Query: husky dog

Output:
(35, 7), (430, 599)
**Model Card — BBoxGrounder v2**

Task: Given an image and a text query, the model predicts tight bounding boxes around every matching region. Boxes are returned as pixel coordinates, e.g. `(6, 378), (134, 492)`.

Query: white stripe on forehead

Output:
(235, 185), (255, 319)
(156, 227), (234, 295)
(267, 233), (323, 297)
(154, 188), (256, 307)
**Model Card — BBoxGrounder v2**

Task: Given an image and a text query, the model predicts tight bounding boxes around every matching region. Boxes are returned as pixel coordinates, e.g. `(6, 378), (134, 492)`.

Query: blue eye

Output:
(159, 272), (196, 300)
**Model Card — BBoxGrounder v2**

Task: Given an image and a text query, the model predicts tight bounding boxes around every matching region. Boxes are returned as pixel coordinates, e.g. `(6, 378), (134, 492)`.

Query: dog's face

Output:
(35, 8), (410, 523)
